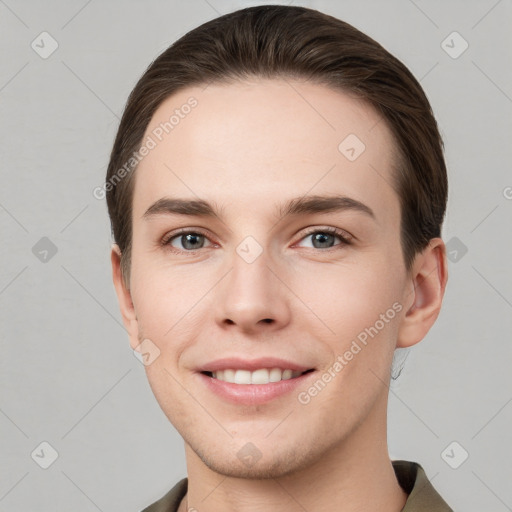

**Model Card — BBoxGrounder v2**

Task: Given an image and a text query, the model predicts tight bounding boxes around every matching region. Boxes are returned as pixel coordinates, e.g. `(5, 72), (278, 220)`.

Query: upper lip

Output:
(197, 357), (314, 373)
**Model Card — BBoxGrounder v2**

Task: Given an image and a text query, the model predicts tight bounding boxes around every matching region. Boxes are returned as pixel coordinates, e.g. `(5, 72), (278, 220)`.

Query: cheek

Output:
(143, 362), (208, 438)
(291, 253), (405, 340)
(291, 261), (404, 426)
(289, 255), (406, 409)
(129, 250), (219, 377)
(130, 246), (202, 331)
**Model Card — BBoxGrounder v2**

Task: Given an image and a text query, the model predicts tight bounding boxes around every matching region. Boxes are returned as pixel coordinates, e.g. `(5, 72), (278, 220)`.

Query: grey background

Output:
(1, 0), (511, 510)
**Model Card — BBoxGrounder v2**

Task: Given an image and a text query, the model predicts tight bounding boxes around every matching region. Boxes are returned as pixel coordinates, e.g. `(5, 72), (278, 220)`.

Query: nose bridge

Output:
(215, 238), (291, 330)
(231, 247), (272, 298)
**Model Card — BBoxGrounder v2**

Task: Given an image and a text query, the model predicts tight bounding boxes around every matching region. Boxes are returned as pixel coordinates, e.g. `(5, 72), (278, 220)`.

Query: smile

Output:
(205, 368), (313, 384)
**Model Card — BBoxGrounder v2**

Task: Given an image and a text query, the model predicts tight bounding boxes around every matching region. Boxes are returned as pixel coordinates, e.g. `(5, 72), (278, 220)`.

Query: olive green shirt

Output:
(141, 460), (453, 511)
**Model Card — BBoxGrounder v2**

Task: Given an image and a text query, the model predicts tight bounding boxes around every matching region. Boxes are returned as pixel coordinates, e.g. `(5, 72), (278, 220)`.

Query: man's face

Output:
(124, 78), (414, 478)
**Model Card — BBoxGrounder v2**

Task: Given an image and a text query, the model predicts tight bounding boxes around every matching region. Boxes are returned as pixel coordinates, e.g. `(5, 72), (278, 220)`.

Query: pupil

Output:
(183, 233), (203, 250)
(313, 232), (333, 248)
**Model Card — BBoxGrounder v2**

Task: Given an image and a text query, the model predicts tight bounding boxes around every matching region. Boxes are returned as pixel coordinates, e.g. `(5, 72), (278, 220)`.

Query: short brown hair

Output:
(105, 5), (447, 285)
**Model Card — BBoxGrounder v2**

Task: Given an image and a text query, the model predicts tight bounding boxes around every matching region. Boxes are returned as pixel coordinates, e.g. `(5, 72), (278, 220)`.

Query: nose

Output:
(214, 249), (292, 335)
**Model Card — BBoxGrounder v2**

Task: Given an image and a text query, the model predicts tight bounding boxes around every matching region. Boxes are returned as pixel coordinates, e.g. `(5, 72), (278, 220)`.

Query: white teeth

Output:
(234, 370), (252, 384)
(269, 368), (282, 382)
(251, 368), (269, 384)
(211, 367), (303, 384)
(223, 369), (235, 381)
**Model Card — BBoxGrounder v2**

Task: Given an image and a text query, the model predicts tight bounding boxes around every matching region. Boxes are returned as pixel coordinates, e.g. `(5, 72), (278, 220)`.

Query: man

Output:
(106, 5), (452, 511)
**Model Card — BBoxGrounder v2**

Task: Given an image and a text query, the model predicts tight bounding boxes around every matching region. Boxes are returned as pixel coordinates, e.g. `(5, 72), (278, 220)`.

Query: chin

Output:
(201, 452), (304, 480)
(188, 436), (328, 480)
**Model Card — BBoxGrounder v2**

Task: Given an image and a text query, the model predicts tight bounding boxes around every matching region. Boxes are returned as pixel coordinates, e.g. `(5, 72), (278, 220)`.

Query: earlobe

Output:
(111, 244), (139, 345)
(396, 238), (448, 348)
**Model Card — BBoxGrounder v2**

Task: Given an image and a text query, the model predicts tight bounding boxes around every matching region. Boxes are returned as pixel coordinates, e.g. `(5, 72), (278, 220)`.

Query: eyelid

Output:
(294, 226), (354, 246)
(161, 227), (215, 249)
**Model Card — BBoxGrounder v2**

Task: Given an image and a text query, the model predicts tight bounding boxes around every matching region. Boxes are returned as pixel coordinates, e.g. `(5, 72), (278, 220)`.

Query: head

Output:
(108, 5), (448, 478)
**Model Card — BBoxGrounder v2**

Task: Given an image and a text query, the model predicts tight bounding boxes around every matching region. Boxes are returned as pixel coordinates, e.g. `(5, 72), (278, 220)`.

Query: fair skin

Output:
(112, 78), (447, 512)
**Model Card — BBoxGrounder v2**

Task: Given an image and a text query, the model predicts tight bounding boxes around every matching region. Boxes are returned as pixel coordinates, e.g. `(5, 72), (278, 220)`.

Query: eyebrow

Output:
(142, 194), (375, 221)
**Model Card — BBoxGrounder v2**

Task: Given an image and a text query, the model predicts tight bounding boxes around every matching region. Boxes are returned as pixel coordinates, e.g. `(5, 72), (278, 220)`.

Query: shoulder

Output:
(392, 460), (453, 512)
(140, 463), (453, 512)
(140, 478), (188, 512)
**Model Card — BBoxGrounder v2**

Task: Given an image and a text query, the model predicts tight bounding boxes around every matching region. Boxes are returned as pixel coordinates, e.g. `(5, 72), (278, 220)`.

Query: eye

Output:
(162, 230), (214, 252)
(296, 227), (352, 249)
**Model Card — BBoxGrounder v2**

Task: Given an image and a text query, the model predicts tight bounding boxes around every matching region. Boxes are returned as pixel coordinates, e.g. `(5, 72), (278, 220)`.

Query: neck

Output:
(179, 400), (407, 512)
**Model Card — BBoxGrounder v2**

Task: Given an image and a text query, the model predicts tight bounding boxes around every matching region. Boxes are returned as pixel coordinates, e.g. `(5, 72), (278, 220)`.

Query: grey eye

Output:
(169, 232), (210, 250)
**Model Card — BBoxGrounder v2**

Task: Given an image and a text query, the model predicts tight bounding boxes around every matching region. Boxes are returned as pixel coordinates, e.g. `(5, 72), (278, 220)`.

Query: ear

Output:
(111, 244), (139, 349)
(396, 238), (448, 348)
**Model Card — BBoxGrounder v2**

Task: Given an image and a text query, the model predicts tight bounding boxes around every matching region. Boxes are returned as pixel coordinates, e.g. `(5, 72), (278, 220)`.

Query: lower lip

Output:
(198, 371), (315, 405)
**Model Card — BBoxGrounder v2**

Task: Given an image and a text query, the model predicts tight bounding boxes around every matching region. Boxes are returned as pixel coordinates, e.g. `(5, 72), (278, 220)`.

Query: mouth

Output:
(198, 362), (317, 405)
(196, 357), (317, 404)
(201, 367), (315, 384)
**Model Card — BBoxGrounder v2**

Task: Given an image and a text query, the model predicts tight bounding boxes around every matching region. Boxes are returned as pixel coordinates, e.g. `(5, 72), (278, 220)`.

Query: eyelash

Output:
(160, 226), (353, 254)
(297, 226), (353, 249)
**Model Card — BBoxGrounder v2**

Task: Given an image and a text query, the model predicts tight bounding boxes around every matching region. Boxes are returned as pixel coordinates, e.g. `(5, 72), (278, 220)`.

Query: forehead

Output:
(133, 78), (400, 225)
